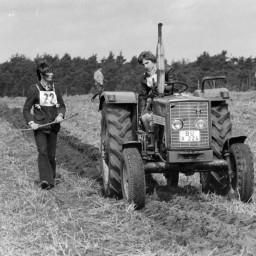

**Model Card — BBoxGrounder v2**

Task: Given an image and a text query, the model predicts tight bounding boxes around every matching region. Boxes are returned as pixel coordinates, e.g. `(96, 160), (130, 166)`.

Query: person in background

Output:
(23, 60), (66, 190)
(91, 64), (105, 102)
(137, 51), (177, 146)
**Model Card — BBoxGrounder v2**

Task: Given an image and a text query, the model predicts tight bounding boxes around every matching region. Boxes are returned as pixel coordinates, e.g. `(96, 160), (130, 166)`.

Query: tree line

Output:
(0, 50), (256, 97)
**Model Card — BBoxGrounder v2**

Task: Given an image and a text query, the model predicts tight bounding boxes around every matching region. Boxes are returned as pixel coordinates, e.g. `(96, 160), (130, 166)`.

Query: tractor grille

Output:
(170, 101), (210, 148)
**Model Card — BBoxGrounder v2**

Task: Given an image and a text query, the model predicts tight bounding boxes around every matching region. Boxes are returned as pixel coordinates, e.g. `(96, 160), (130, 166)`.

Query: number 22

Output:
(43, 93), (55, 104)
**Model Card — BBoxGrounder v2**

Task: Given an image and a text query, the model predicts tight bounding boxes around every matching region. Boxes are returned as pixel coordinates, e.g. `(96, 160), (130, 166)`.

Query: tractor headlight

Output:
(172, 119), (183, 131)
(195, 119), (207, 129)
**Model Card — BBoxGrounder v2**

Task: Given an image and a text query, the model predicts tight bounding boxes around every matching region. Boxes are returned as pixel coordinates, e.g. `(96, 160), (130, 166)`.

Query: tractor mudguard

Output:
(194, 76), (230, 100)
(222, 135), (247, 152)
(193, 88), (230, 100)
(99, 91), (138, 110)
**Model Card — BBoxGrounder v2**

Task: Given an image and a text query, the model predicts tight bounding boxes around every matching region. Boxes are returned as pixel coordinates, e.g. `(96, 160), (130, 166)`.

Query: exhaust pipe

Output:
(156, 23), (165, 95)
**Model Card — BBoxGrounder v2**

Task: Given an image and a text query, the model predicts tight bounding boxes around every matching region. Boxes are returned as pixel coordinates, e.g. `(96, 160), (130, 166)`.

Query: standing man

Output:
(23, 60), (66, 190)
(91, 64), (105, 102)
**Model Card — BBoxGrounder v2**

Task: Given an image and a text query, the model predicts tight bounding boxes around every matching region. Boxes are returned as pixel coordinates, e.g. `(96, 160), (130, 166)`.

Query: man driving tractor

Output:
(137, 51), (177, 146)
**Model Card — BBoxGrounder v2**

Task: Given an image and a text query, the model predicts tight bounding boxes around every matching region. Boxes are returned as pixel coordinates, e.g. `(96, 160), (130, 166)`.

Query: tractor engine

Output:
(152, 94), (213, 163)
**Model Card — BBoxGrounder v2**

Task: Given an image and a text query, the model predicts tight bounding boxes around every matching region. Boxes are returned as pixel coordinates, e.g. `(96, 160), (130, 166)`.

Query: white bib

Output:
(39, 91), (58, 106)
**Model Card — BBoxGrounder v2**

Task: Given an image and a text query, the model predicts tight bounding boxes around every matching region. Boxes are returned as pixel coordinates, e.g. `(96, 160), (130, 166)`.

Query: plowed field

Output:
(0, 94), (256, 256)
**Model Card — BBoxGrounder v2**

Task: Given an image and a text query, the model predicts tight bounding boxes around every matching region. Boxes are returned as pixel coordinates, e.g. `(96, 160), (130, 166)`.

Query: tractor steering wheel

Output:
(164, 81), (189, 95)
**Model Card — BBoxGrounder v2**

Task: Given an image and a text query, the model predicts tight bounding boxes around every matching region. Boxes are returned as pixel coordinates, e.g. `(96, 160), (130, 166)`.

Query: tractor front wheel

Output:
(121, 148), (146, 209)
(228, 143), (254, 202)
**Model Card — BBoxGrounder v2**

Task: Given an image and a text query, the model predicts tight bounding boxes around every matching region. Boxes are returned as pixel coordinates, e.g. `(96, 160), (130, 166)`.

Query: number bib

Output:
(39, 91), (58, 106)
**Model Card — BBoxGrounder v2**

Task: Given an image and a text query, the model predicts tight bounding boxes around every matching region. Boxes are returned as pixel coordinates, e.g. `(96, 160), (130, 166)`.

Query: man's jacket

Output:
(23, 83), (66, 133)
(138, 65), (177, 114)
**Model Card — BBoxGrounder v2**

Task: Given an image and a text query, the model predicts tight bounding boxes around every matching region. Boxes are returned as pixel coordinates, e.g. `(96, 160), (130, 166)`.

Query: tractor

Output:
(99, 25), (254, 210)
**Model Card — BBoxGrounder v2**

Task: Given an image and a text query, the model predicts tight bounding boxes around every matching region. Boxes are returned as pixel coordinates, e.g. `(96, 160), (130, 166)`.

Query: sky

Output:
(1, 0), (256, 63)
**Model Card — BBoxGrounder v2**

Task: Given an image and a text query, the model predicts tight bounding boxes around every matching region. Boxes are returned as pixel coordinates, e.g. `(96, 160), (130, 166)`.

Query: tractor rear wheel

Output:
(228, 143), (254, 202)
(121, 148), (146, 209)
(200, 101), (232, 195)
(101, 103), (133, 198)
(211, 101), (232, 157)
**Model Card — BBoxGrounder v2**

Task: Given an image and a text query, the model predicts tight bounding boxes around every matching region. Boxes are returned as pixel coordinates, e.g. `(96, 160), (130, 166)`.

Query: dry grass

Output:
(228, 91), (256, 154)
(1, 91), (256, 255)
(0, 118), (193, 256)
(61, 95), (101, 148)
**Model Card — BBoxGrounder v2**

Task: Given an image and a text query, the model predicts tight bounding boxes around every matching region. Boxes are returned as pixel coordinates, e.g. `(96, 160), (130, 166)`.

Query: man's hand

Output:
(55, 114), (64, 123)
(29, 121), (39, 130)
(164, 83), (172, 92)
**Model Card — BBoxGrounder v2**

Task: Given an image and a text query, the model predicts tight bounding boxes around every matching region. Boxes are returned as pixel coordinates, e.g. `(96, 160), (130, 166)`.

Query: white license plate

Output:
(179, 130), (200, 142)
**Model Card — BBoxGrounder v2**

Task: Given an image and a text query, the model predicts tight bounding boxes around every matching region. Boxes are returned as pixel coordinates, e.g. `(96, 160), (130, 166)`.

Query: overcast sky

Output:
(1, 0), (256, 63)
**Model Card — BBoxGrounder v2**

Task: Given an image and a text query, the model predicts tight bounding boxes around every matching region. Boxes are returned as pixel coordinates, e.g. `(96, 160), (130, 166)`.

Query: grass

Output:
(1, 91), (256, 255)
(0, 117), (191, 256)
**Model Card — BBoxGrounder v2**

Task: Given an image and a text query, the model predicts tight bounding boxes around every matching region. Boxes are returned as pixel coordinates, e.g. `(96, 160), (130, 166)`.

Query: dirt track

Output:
(1, 103), (256, 255)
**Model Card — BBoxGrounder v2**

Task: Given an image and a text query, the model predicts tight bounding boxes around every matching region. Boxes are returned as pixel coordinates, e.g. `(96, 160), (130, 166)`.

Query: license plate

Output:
(179, 130), (200, 142)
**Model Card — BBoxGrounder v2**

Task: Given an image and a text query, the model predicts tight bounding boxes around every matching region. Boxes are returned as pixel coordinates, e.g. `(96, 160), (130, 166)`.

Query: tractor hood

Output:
(153, 93), (207, 104)
(153, 93), (209, 117)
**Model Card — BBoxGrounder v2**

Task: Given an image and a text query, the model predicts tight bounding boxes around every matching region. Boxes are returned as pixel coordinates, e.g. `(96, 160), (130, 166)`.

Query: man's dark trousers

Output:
(34, 130), (58, 185)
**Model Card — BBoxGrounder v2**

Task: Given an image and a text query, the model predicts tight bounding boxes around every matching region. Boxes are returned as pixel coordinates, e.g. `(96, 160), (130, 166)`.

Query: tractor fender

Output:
(122, 141), (142, 152)
(222, 135), (247, 152)
(99, 91), (138, 110)
(193, 88), (230, 100)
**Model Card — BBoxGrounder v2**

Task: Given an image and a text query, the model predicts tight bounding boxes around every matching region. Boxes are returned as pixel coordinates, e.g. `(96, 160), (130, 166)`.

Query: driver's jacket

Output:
(138, 65), (177, 114)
